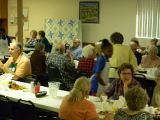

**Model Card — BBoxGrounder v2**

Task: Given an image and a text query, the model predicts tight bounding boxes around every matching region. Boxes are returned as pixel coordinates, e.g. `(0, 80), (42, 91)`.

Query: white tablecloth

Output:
(0, 73), (157, 115)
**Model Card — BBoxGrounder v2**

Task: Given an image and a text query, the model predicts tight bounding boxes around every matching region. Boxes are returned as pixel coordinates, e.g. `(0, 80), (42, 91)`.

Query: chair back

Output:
(0, 95), (12, 119)
(134, 73), (156, 105)
(48, 64), (63, 82)
(13, 99), (37, 120)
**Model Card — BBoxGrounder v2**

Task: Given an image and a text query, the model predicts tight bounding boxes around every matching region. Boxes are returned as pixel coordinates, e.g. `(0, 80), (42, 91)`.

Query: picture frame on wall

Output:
(79, 1), (99, 23)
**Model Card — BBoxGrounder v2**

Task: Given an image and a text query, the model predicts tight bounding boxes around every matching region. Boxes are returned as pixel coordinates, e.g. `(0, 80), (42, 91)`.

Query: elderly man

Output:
(70, 38), (82, 60)
(130, 40), (142, 65)
(46, 42), (75, 90)
(0, 42), (32, 80)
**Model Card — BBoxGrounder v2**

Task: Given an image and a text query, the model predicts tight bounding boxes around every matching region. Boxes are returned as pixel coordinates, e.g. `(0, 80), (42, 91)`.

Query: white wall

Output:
(8, 0), (151, 46)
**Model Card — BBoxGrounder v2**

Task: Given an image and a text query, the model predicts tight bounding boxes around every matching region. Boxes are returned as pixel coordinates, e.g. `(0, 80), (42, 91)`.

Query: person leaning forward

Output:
(0, 42), (32, 80)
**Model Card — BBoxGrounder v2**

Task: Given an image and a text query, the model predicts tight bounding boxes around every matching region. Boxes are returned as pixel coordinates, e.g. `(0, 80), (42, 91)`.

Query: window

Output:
(136, 0), (160, 39)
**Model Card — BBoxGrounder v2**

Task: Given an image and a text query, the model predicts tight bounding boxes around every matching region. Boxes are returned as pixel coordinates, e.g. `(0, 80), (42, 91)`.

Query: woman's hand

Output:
(123, 79), (132, 93)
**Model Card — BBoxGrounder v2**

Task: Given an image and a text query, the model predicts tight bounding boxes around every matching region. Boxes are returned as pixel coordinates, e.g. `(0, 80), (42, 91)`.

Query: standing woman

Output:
(90, 39), (113, 96)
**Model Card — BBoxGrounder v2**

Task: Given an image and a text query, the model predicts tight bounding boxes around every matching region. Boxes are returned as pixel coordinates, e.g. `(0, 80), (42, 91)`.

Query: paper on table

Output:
(0, 73), (14, 81)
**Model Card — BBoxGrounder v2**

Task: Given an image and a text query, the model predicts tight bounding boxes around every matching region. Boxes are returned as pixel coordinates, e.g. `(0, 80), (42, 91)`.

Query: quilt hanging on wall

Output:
(44, 18), (82, 45)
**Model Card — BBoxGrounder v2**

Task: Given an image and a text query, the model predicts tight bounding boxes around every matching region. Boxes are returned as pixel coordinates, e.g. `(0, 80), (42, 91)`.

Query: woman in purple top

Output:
(106, 63), (140, 100)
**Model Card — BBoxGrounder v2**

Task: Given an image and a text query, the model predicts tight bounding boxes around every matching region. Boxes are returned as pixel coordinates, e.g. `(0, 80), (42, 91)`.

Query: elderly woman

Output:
(109, 32), (137, 79)
(114, 86), (153, 120)
(77, 44), (96, 77)
(25, 30), (38, 48)
(151, 68), (160, 107)
(59, 76), (114, 120)
(30, 43), (48, 86)
(59, 77), (98, 120)
(140, 45), (160, 68)
(106, 63), (140, 100)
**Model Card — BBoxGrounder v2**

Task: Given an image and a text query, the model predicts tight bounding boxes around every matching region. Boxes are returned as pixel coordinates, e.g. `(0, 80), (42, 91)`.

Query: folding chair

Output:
(48, 64), (63, 82)
(134, 73), (156, 105)
(0, 95), (13, 119)
(12, 99), (38, 120)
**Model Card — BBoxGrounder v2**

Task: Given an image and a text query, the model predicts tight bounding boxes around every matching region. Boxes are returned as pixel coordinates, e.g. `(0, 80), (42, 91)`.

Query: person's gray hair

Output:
(55, 42), (65, 53)
(16, 42), (23, 51)
(148, 45), (158, 55)
(11, 42), (23, 52)
(82, 45), (95, 58)
(125, 86), (149, 111)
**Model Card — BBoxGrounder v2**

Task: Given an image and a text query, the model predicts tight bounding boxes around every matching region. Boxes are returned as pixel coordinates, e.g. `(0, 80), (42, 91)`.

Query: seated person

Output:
(114, 86), (153, 120)
(30, 43), (48, 86)
(140, 45), (160, 68)
(130, 39), (142, 65)
(25, 30), (38, 48)
(46, 42), (75, 90)
(150, 38), (160, 57)
(70, 38), (82, 60)
(106, 63), (140, 100)
(38, 30), (51, 53)
(131, 37), (144, 53)
(59, 76), (114, 120)
(150, 38), (158, 46)
(77, 44), (96, 77)
(0, 28), (11, 46)
(151, 68), (160, 107)
(0, 42), (32, 80)
(59, 77), (98, 120)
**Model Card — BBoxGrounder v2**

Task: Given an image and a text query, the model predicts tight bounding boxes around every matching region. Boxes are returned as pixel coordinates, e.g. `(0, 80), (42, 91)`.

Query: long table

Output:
(0, 80), (69, 112)
(0, 77), (157, 118)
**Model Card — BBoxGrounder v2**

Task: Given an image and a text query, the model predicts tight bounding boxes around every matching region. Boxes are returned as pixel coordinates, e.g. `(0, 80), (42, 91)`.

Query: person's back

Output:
(46, 51), (69, 70)
(109, 32), (137, 78)
(46, 43), (75, 90)
(59, 77), (98, 120)
(59, 96), (97, 120)
(78, 58), (95, 77)
(114, 109), (153, 120)
(114, 86), (153, 120)
(109, 44), (137, 78)
(30, 51), (46, 76)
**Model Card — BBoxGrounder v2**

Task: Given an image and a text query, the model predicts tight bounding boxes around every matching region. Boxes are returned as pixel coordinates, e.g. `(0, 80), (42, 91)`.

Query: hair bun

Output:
(100, 38), (112, 50)
(102, 39), (109, 44)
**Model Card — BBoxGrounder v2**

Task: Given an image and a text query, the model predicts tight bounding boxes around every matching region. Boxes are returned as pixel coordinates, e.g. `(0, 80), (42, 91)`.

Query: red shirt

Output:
(78, 58), (95, 77)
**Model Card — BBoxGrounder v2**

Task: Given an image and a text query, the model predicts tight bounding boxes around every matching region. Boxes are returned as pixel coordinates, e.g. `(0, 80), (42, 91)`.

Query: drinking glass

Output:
(48, 81), (60, 98)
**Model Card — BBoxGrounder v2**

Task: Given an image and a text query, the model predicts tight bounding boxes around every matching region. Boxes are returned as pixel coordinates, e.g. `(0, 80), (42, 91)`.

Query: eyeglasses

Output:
(121, 72), (132, 75)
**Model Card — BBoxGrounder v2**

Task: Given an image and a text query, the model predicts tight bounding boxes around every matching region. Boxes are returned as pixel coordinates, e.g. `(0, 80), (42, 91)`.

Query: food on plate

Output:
(98, 111), (108, 115)
(8, 81), (26, 90)
(153, 108), (160, 119)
